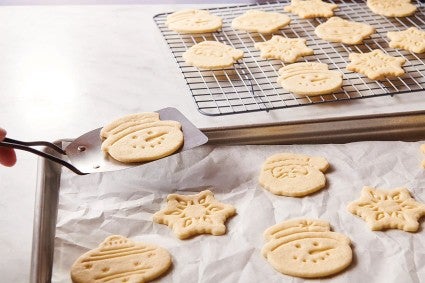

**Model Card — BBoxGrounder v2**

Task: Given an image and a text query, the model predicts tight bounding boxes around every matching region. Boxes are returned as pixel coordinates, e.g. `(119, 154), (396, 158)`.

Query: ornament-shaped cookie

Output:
(183, 41), (244, 70)
(231, 10), (291, 34)
(101, 115), (184, 163)
(254, 36), (314, 63)
(367, 0), (417, 17)
(259, 153), (329, 197)
(262, 219), (353, 278)
(346, 49), (406, 80)
(277, 62), (343, 96)
(166, 9), (222, 34)
(348, 187), (425, 232)
(71, 235), (172, 283)
(315, 17), (375, 45)
(153, 190), (236, 239)
(387, 27), (425, 54)
(284, 0), (338, 19)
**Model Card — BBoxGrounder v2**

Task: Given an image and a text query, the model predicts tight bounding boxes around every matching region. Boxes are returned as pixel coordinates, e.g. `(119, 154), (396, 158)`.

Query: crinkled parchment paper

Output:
(52, 141), (425, 283)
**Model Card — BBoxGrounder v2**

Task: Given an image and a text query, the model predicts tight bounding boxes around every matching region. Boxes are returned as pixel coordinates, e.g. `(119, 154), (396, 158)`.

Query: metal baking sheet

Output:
(154, 0), (425, 116)
(31, 140), (425, 282)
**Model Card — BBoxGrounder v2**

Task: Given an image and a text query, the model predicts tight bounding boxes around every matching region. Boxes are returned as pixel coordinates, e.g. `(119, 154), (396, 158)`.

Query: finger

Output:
(0, 127), (6, 141)
(0, 147), (17, 167)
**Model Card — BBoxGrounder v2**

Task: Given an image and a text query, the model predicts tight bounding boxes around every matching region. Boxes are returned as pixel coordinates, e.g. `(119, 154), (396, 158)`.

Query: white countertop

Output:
(0, 3), (424, 282)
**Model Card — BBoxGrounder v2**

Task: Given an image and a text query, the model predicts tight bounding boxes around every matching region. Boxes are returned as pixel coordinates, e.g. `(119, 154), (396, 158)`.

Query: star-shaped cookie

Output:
(284, 0), (338, 19)
(346, 49), (406, 80)
(348, 187), (425, 232)
(387, 27), (425, 54)
(153, 190), (236, 239)
(254, 36), (313, 63)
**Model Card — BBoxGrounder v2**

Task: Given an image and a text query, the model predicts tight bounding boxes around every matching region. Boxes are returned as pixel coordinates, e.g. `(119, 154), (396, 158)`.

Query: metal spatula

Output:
(0, 108), (208, 175)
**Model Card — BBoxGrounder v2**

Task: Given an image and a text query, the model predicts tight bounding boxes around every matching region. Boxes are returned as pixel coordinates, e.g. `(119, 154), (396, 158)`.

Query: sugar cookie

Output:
(277, 62), (343, 96)
(348, 186), (425, 232)
(421, 144), (425, 168)
(254, 36), (314, 63)
(387, 27), (425, 54)
(71, 235), (172, 283)
(101, 121), (183, 163)
(284, 0), (338, 19)
(262, 219), (352, 278)
(232, 10), (291, 34)
(100, 113), (160, 139)
(346, 49), (406, 80)
(153, 190), (236, 239)
(182, 41), (244, 70)
(259, 153), (329, 197)
(166, 9), (222, 34)
(315, 17), (375, 45)
(367, 0), (417, 17)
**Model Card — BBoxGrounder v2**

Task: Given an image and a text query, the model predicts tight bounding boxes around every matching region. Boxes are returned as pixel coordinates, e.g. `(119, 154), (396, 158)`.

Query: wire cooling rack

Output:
(154, 0), (425, 116)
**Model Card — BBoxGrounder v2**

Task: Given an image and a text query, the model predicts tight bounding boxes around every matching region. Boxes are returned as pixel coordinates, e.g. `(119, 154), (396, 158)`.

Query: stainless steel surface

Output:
(154, 0), (425, 116)
(31, 143), (63, 283)
(202, 112), (425, 144)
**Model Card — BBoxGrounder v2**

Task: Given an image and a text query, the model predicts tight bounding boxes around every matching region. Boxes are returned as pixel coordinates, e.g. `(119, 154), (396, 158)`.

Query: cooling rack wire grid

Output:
(154, 0), (425, 116)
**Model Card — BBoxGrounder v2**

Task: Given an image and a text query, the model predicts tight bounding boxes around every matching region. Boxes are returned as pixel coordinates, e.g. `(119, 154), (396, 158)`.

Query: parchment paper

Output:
(52, 141), (425, 283)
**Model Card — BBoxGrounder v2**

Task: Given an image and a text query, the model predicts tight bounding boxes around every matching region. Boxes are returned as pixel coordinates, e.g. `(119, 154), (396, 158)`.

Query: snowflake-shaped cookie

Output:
(348, 187), (425, 232)
(254, 36), (313, 63)
(346, 49), (406, 80)
(367, 0), (417, 17)
(284, 0), (338, 19)
(387, 27), (425, 54)
(153, 190), (236, 239)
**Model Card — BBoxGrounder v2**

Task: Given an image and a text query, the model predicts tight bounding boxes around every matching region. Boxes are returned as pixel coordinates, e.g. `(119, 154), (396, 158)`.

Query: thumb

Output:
(0, 127), (6, 141)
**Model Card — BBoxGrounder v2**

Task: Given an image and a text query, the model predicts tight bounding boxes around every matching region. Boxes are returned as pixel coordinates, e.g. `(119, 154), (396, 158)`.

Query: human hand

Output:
(0, 128), (17, 167)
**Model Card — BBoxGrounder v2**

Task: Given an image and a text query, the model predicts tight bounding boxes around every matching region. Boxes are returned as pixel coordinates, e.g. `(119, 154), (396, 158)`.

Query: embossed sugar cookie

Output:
(387, 27), (425, 54)
(262, 219), (353, 278)
(259, 153), (329, 197)
(254, 36), (314, 63)
(367, 0), (417, 17)
(166, 9), (222, 34)
(183, 41), (244, 69)
(231, 10), (291, 34)
(315, 17), (375, 45)
(101, 119), (184, 163)
(100, 112), (160, 139)
(71, 235), (172, 283)
(348, 187), (425, 232)
(347, 49), (406, 80)
(277, 62), (343, 96)
(284, 0), (338, 19)
(153, 190), (236, 239)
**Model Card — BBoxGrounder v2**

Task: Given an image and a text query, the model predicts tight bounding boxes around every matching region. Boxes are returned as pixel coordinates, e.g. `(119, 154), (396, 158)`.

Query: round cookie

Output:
(183, 41), (244, 70)
(101, 121), (184, 163)
(367, 0), (417, 17)
(71, 235), (172, 283)
(277, 62), (343, 96)
(166, 9), (222, 34)
(262, 219), (353, 278)
(232, 10), (291, 34)
(315, 17), (375, 45)
(100, 112), (160, 139)
(259, 153), (329, 197)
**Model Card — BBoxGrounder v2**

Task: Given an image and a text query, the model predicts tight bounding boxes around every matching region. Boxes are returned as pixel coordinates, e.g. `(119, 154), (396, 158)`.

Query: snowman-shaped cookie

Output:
(262, 219), (353, 278)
